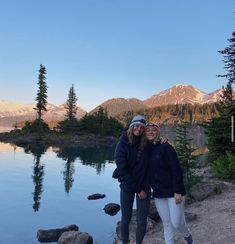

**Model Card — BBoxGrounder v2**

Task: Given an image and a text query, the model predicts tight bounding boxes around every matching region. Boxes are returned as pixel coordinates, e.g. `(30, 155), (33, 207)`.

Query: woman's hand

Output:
(160, 136), (168, 144)
(174, 193), (182, 204)
(138, 190), (147, 199)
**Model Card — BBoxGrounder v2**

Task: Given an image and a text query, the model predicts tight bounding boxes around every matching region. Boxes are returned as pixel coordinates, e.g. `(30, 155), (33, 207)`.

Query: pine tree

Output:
(218, 31), (235, 87)
(35, 64), (48, 120)
(65, 84), (78, 120)
(57, 85), (81, 134)
(205, 30), (235, 178)
(175, 122), (198, 188)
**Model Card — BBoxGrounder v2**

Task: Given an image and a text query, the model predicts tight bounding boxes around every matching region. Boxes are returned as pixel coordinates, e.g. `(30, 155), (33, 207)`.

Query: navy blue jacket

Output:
(149, 142), (186, 198)
(114, 131), (150, 194)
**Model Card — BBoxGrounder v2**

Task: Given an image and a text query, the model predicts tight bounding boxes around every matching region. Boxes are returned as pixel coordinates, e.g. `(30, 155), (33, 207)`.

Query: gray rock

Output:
(148, 199), (160, 222)
(185, 211), (197, 222)
(87, 193), (106, 200)
(190, 181), (227, 201)
(103, 203), (120, 216)
(37, 224), (79, 243)
(58, 231), (93, 244)
(114, 209), (163, 244)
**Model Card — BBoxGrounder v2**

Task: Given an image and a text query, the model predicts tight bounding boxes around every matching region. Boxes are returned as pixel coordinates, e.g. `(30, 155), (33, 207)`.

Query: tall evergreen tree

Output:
(205, 30), (235, 178)
(65, 84), (78, 120)
(175, 122), (198, 187)
(218, 31), (235, 87)
(35, 64), (48, 120)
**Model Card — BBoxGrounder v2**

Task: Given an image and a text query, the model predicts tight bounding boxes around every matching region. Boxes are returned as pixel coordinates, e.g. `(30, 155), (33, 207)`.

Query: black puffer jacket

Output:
(114, 131), (150, 193)
(149, 142), (186, 198)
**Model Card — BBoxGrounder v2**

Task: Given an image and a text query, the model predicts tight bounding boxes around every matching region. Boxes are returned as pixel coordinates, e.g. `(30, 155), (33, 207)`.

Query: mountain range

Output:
(0, 101), (86, 128)
(0, 84), (234, 129)
(91, 84), (233, 117)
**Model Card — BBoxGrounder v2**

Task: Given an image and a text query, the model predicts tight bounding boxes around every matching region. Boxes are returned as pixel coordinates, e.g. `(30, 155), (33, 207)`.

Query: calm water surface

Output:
(0, 125), (207, 244)
(0, 143), (119, 244)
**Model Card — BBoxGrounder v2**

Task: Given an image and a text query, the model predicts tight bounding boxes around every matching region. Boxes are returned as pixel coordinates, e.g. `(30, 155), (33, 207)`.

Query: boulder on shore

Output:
(148, 199), (160, 222)
(37, 224), (79, 243)
(58, 231), (93, 244)
(190, 181), (227, 201)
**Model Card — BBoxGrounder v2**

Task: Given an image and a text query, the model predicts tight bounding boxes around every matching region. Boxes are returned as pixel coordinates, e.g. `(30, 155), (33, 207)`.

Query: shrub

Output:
(57, 118), (82, 134)
(22, 119), (50, 134)
(213, 152), (235, 179)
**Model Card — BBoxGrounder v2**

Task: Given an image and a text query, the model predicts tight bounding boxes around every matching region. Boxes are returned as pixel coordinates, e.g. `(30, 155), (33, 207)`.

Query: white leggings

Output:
(155, 197), (191, 244)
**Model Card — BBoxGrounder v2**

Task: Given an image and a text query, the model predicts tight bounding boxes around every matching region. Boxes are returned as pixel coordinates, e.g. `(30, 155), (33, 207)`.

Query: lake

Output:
(0, 124), (207, 244)
(0, 143), (120, 244)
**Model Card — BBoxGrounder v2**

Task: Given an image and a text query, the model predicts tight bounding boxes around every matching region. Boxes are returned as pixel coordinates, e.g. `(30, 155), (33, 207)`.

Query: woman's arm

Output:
(163, 144), (184, 194)
(114, 135), (141, 193)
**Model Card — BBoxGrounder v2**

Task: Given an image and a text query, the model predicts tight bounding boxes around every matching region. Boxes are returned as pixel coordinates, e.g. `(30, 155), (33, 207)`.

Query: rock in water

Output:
(37, 224), (79, 243)
(103, 203), (120, 215)
(87, 193), (106, 200)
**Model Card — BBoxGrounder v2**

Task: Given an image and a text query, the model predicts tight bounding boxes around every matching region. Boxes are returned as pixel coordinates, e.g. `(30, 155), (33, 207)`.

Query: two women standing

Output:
(114, 115), (193, 244)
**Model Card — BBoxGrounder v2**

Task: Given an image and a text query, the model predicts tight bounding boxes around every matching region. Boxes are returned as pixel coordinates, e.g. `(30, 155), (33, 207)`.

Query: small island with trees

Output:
(0, 64), (124, 148)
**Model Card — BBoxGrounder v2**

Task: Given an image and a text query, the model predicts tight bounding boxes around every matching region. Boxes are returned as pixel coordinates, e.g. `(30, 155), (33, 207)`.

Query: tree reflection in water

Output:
(18, 143), (116, 207)
(23, 144), (49, 212)
(56, 147), (77, 194)
(55, 145), (116, 192)
(77, 146), (115, 174)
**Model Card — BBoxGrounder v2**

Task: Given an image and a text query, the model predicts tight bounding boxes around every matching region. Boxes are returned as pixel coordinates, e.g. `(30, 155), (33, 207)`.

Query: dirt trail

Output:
(182, 181), (235, 244)
(115, 181), (235, 244)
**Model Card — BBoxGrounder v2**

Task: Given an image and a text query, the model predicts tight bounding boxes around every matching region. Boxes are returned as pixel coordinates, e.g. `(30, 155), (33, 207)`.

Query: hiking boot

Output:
(184, 234), (194, 244)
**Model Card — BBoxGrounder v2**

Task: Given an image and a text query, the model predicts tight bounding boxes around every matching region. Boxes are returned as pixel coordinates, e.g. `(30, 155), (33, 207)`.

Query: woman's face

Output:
(132, 124), (145, 136)
(145, 126), (160, 141)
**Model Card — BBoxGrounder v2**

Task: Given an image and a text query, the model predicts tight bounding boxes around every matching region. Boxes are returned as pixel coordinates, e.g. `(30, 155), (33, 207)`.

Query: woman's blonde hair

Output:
(127, 126), (136, 144)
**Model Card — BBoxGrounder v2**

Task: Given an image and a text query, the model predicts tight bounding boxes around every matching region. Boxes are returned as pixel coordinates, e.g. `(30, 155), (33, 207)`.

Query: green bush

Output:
(22, 119), (50, 134)
(80, 107), (124, 137)
(57, 118), (83, 134)
(213, 152), (235, 179)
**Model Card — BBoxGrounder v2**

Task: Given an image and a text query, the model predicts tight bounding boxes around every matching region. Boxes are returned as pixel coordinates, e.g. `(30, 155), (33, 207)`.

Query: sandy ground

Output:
(181, 181), (235, 244)
(116, 180), (235, 244)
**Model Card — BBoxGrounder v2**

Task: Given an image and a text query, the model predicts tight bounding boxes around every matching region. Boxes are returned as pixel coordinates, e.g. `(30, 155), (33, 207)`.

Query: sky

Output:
(0, 0), (234, 111)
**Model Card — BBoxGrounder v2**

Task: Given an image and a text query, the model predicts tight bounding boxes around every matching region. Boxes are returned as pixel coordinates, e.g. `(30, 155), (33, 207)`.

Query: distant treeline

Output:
(117, 102), (220, 126)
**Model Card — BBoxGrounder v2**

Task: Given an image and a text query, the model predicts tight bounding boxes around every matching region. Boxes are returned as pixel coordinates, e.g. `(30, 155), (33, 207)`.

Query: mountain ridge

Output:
(0, 101), (86, 127)
(0, 84), (234, 128)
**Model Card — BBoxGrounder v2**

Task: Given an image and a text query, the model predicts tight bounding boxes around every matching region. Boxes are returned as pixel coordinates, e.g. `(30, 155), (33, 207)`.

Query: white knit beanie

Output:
(129, 115), (146, 128)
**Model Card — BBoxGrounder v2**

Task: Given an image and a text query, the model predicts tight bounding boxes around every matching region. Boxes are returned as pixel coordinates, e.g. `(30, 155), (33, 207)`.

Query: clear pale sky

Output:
(0, 0), (234, 111)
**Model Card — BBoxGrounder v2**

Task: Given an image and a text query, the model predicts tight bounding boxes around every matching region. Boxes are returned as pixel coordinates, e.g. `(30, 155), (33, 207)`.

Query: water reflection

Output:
(76, 146), (115, 174)
(23, 144), (49, 212)
(4, 124), (205, 212)
(55, 147), (77, 194)
(17, 143), (116, 208)
(54, 145), (115, 193)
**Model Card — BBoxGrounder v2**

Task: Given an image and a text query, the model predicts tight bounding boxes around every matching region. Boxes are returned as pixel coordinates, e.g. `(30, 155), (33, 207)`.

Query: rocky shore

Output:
(114, 179), (235, 244)
(36, 176), (235, 244)
(0, 131), (118, 148)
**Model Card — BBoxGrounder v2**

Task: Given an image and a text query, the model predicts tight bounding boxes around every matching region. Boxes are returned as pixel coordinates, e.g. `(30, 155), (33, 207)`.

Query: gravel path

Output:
(115, 181), (235, 244)
(183, 181), (235, 244)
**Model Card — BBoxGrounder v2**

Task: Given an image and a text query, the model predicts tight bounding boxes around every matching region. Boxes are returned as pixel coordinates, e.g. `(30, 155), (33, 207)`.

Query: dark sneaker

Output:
(184, 234), (194, 244)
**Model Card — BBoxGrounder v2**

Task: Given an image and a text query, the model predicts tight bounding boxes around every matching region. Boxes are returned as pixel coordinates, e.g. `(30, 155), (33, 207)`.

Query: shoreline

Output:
(0, 131), (118, 148)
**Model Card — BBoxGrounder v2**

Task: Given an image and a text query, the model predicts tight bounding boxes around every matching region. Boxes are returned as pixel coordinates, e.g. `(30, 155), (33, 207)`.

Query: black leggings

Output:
(120, 189), (151, 244)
